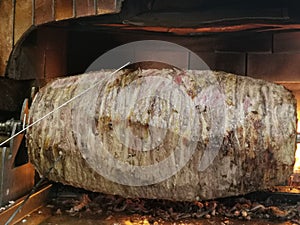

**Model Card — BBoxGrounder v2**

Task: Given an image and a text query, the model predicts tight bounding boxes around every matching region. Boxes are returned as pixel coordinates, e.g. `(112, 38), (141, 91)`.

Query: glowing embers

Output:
(290, 122), (300, 186)
(293, 122), (300, 173)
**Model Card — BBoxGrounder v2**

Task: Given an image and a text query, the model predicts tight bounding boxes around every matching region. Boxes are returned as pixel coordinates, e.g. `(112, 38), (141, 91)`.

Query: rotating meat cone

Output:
(27, 69), (296, 201)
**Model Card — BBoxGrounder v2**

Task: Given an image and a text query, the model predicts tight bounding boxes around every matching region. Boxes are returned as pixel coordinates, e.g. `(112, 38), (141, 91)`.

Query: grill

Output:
(1, 0), (300, 224)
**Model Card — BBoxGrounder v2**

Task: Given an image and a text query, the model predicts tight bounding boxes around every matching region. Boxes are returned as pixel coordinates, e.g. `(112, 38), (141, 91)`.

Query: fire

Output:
(294, 121), (300, 173)
(294, 144), (300, 173)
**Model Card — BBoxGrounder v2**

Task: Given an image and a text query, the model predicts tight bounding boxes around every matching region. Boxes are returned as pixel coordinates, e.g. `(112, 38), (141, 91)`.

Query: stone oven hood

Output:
(76, 0), (300, 34)
(2, 0), (300, 79)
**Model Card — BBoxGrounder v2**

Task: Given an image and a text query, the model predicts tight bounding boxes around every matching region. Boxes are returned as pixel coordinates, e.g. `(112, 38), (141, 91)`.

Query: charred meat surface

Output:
(27, 69), (296, 201)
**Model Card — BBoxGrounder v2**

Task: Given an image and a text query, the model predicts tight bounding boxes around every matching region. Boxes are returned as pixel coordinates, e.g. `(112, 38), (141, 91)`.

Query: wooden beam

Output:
(14, 0), (33, 45)
(34, 0), (54, 25)
(97, 0), (119, 15)
(0, 0), (14, 76)
(55, 0), (74, 20)
(76, 0), (96, 17)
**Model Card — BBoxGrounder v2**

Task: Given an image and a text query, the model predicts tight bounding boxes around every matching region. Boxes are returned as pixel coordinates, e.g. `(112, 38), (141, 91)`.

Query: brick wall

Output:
(8, 27), (300, 113)
(78, 30), (299, 115)
(80, 30), (300, 83)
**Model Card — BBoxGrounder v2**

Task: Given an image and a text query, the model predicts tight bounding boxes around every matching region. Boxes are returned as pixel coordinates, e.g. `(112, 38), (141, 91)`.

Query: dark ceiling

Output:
(59, 0), (300, 35)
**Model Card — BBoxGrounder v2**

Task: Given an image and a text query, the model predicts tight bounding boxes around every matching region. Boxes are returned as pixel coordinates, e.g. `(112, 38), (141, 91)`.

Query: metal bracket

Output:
(0, 121), (34, 206)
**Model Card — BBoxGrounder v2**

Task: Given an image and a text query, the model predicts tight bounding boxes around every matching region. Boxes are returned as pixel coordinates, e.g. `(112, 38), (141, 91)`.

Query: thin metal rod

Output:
(22, 114), (26, 130)
(0, 62), (130, 147)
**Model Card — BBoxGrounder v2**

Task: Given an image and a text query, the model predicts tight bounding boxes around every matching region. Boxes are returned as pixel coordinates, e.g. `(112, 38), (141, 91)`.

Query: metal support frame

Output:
(0, 185), (52, 225)
(0, 121), (35, 206)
